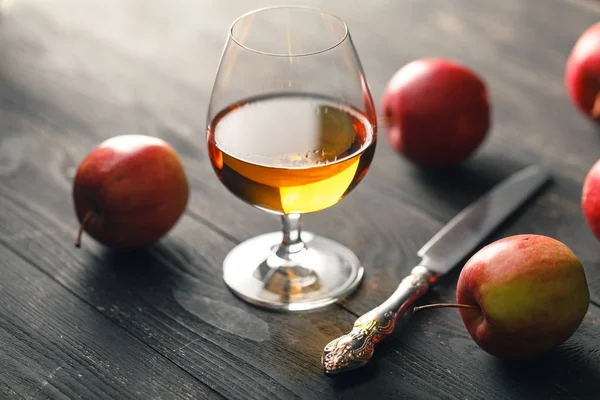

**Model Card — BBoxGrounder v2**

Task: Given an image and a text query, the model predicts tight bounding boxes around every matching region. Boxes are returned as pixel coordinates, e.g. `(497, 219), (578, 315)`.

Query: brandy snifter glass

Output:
(206, 6), (377, 311)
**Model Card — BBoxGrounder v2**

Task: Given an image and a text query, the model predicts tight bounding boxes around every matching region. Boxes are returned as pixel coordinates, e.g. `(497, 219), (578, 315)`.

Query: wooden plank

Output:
(1, 0), (599, 314)
(0, 83), (598, 399)
(0, 381), (22, 399)
(0, 0), (599, 397)
(2, 164), (600, 399)
(0, 168), (394, 399)
(330, 305), (600, 400)
(0, 0), (599, 317)
(0, 243), (222, 400)
(1, 97), (594, 398)
(2, 65), (598, 319)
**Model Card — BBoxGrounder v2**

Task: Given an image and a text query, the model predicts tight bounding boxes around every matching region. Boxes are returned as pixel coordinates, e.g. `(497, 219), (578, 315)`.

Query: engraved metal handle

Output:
(321, 266), (436, 374)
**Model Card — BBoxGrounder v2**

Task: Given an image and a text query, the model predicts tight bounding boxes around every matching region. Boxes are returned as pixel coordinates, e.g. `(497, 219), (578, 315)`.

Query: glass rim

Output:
(228, 5), (349, 57)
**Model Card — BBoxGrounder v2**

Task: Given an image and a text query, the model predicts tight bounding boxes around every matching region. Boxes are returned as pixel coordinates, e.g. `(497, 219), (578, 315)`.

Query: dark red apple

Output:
(73, 134), (189, 249)
(381, 58), (490, 167)
(582, 159), (600, 240)
(565, 22), (600, 123)
(456, 234), (589, 360)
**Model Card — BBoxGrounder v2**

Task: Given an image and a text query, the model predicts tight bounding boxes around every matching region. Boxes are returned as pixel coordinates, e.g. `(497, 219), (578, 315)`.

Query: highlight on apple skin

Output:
(72, 134), (190, 249)
(381, 58), (491, 168)
(456, 234), (589, 360)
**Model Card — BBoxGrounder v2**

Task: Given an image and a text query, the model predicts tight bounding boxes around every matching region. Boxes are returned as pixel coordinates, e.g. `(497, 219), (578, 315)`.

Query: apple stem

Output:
(413, 303), (478, 313)
(74, 211), (93, 248)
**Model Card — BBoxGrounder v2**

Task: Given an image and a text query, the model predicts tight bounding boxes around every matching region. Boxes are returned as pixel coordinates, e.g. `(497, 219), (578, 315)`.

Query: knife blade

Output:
(321, 164), (551, 375)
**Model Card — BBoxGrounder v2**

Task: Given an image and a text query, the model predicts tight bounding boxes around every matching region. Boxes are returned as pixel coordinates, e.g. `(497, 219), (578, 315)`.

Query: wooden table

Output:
(1, 0), (600, 398)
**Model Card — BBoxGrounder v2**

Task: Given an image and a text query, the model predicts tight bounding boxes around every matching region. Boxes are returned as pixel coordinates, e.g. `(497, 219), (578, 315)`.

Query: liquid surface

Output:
(207, 95), (376, 214)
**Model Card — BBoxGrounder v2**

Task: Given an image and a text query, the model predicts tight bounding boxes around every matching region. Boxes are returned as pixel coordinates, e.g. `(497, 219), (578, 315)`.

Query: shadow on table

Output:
(97, 244), (175, 284)
(491, 342), (600, 399)
(327, 338), (395, 387)
(408, 153), (530, 209)
(81, 239), (206, 303)
(326, 311), (414, 389)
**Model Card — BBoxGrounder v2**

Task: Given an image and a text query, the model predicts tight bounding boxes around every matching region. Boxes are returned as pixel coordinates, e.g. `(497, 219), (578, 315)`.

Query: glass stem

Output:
(276, 213), (306, 260)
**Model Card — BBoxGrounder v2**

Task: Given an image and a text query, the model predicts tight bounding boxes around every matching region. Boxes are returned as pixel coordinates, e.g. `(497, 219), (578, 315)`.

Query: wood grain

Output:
(0, 381), (21, 399)
(2, 172), (599, 400)
(6, 0), (600, 313)
(0, 242), (222, 400)
(0, 0), (600, 398)
(2, 0), (600, 310)
(328, 305), (600, 400)
(0, 171), (361, 400)
(0, 155), (434, 399)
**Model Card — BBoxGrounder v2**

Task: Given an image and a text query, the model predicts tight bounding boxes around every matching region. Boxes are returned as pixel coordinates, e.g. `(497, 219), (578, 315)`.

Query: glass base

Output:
(222, 231), (364, 311)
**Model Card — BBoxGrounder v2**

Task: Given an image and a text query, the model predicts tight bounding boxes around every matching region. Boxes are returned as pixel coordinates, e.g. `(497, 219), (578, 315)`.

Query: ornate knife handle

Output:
(322, 266), (436, 374)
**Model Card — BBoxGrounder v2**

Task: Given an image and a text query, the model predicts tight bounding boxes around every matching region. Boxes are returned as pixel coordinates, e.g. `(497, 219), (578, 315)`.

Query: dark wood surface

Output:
(1, 0), (600, 399)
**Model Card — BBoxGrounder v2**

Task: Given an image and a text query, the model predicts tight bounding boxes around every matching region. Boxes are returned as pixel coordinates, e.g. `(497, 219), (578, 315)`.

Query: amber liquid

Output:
(207, 94), (377, 214)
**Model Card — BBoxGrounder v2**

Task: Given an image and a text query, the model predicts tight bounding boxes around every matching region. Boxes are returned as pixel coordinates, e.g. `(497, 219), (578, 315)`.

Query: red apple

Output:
(565, 22), (600, 123)
(582, 159), (600, 240)
(73, 134), (189, 249)
(456, 234), (589, 360)
(381, 58), (491, 167)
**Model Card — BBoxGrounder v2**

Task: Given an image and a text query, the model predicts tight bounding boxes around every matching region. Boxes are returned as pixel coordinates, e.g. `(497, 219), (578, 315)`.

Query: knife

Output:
(321, 164), (551, 374)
